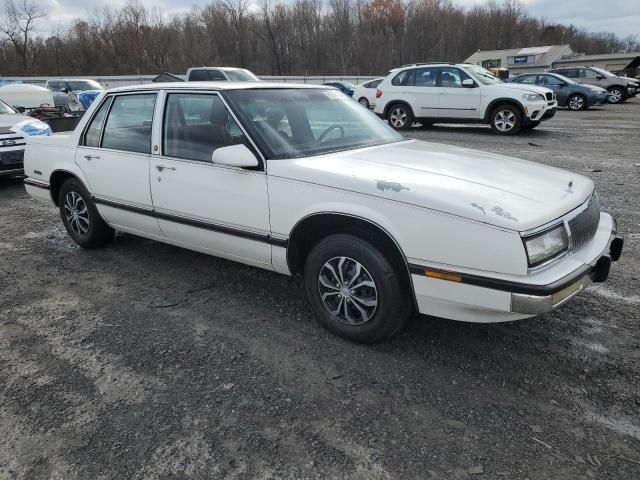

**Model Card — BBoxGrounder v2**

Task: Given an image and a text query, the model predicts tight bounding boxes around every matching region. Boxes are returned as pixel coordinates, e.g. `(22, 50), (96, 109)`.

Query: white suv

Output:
(374, 63), (558, 134)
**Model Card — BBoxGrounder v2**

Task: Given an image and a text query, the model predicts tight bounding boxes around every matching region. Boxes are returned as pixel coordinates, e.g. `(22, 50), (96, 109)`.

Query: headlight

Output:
(522, 93), (544, 102)
(11, 119), (52, 137)
(523, 225), (568, 267)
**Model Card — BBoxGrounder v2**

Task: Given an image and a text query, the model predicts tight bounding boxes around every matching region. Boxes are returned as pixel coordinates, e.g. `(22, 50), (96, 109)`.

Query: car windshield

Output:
(0, 99), (16, 114)
(462, 65), (503, 85)
(590, 67), (614, 78)
(66, 80), (104, 91)
(224, 88), (403, 160)
(225, 69), (260, 82)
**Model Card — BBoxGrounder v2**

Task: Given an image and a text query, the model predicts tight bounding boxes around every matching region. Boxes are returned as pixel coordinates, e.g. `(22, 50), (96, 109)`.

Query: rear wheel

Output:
(58, 178), (114, 248)
(386, 104), (413, 130)
(607, 87), (625, 104)
(304, 234), (412, 344)
(358, 97), (370, 109)
(490, 104), (522, 135)
(567, 94), (586, 111)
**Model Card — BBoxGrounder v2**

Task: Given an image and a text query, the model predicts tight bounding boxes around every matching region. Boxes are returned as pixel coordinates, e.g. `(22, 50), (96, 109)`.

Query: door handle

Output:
(156, 165), (176, 172)
(84, 155), (100, 161)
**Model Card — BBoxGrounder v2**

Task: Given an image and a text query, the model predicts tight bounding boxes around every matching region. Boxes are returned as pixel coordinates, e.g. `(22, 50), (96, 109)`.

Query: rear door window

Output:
(101, 93), (157, 154)
(83, 96), (113, 147)
(391, 70), (414, 86)
(189, 69), (227, 81)
(413, 67), (438, 87)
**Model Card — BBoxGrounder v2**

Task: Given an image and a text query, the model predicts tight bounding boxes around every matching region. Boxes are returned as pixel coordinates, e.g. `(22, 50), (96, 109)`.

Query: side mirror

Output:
(596, 75), (605, 80)
(558, 83), (566, 88)
(462, 79), (475, 88)
(212, 143), (258, 168)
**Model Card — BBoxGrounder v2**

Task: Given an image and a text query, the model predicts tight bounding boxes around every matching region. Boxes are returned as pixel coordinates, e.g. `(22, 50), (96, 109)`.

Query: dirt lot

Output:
(1, 99), (639, 480)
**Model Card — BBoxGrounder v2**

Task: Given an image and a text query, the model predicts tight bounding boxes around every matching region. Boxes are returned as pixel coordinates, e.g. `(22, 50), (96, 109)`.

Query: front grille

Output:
(545, 92), (553, 101)
(0, 149), (24, 171)
(568, 194), (600, 251)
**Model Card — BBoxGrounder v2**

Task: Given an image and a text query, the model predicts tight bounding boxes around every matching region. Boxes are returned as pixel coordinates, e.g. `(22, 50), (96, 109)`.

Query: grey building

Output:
(464, 45), (574, 74)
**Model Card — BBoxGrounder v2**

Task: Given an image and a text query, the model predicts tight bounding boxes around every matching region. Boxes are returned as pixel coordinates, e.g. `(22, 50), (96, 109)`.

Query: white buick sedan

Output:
(23, 83), (623, 344)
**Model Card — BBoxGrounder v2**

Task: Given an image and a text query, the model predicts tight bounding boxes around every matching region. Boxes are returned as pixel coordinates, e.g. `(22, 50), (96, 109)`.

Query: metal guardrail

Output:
(0, 75), (380, 89)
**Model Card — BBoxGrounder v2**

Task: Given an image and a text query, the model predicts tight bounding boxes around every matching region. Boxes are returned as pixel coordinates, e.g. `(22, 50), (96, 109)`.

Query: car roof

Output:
(187, 67), (249, 72)
(48, 78), (100, 82)
(106, 82), (331, 93)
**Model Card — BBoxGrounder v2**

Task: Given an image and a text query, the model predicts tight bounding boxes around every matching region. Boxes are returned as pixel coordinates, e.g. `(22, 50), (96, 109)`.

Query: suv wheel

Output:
(59, 178), (115, 248)
(303, 234), (412, 344)
(567, 94), (586, 111)
(607, 87), (625, 104)
(387, 104), (413, 130)
(490, 104), (522, 135)
(358, 97), (370, 108)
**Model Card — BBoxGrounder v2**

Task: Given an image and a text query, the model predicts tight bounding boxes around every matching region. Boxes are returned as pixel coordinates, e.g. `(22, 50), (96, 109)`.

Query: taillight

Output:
(376, 88), (382, 98)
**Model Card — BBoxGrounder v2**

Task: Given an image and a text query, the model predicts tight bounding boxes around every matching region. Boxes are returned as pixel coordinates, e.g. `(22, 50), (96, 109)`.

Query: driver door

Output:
(149, 91), (271, 267)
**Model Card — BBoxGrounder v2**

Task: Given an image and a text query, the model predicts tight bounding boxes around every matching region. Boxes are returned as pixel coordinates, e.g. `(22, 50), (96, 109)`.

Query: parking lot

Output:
(1, 99), (639, 479)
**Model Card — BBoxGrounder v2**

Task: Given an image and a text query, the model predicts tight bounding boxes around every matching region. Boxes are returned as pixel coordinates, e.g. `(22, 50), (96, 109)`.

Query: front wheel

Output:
(567, 94), (586, 111)
(607, 87), (625, 104)
(490, 104), (522, 135)
(303, 234), (412, 344)
(386, 104), (414, 130)
(58, 178), (114, 248)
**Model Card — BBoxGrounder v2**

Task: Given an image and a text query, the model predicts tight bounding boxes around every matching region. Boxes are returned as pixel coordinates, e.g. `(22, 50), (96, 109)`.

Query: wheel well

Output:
(383, 101), (413, 119)
(607, 85), (625, 91)
(50, 170), (81, 206)
(484, 99), (524, 123)
(287, 213), (414, 299)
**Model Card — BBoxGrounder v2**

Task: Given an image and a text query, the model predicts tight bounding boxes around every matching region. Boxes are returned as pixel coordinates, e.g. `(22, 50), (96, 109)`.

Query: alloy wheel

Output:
(568, 96), (584, 110)
(64, 191), (90, 235)
(317, 256), (378, 326)
(608, 88), (623, 103)
(389, 107), (408, 128)
(358, 98), (369, 108)
(494, 109), (516, 132)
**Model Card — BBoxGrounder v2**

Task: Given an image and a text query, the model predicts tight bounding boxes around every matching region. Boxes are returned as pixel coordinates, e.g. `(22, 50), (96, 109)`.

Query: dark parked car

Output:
(547, 66), (638, 104)
(322, 81), (356, 97)
(508, 73), (608, 111)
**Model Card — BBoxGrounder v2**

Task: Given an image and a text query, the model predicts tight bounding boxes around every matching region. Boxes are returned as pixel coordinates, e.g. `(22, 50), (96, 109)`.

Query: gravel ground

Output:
(1, 99), (639, 480)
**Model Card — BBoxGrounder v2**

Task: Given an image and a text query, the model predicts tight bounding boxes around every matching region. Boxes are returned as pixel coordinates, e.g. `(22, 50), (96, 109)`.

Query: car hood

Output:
(268, 140), (593, 231)
(489, 82), (552, 96)
(0, 113), (30, 128)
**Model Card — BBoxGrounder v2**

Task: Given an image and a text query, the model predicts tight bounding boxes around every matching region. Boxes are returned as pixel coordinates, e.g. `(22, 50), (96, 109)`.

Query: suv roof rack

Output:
(399, 62), (457, 67)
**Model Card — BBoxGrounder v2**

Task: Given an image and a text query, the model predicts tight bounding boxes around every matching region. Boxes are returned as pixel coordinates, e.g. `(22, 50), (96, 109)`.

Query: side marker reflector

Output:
(424, 270), (462, 282)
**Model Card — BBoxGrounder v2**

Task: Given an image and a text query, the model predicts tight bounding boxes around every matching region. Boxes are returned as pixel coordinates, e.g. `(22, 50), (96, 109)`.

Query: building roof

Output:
(464, 45), (573, 69)
(553, 52), (640, 69)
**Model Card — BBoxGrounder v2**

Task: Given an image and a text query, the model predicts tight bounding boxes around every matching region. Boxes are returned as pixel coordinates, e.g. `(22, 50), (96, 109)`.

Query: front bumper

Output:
(410, 213), (622, 323)
(511, 235), (622, 314)
(524, 100), (557, 123)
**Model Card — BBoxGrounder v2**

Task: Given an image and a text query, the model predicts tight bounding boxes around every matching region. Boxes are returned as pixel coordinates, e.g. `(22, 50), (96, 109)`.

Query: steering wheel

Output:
(318, 125), (345, 142)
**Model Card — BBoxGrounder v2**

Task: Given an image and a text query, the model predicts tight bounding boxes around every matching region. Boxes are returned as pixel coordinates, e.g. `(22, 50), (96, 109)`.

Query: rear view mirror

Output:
(462, 79), (475, 88)
(212, 143), (258, 168)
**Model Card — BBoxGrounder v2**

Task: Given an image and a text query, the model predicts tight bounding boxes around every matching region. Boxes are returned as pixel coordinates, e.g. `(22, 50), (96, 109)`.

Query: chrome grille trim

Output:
(567, 194), (600, 251)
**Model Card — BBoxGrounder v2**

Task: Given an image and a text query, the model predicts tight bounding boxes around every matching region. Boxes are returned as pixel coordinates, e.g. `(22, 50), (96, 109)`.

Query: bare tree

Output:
(0, 0), (47, 72)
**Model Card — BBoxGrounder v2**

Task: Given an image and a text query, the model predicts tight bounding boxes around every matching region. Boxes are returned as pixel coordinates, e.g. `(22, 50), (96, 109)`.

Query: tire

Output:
(386, 103), (413, 130)
(607, 87), (625, 104)
(490, 104), (522, 135)
(358, 97), (370, 109)
(567, 94), (586, 111)
(524, 121), (540, 130)
(303, 234), (412, 344)
(58, 177), (114, 249)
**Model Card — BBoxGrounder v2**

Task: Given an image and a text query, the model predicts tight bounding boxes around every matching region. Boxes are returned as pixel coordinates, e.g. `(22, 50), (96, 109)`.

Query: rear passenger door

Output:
(75, 92), (161, 235)
(437, 66), (481, 119)
(149, 91), (271, 267)
(392, 67), (439, 118)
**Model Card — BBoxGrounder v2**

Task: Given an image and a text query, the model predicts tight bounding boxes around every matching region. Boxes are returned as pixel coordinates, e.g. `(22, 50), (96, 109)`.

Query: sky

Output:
(35, 0), (640, 39)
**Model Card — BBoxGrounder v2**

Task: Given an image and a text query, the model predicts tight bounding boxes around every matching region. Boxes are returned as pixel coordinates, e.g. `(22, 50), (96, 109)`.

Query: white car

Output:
(186, 67), (260, 82)
(23, 83), (622, 344)
(353, 78), (384, 109)
(0, 98), (52, 177)
(374, 63), (558, 134)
